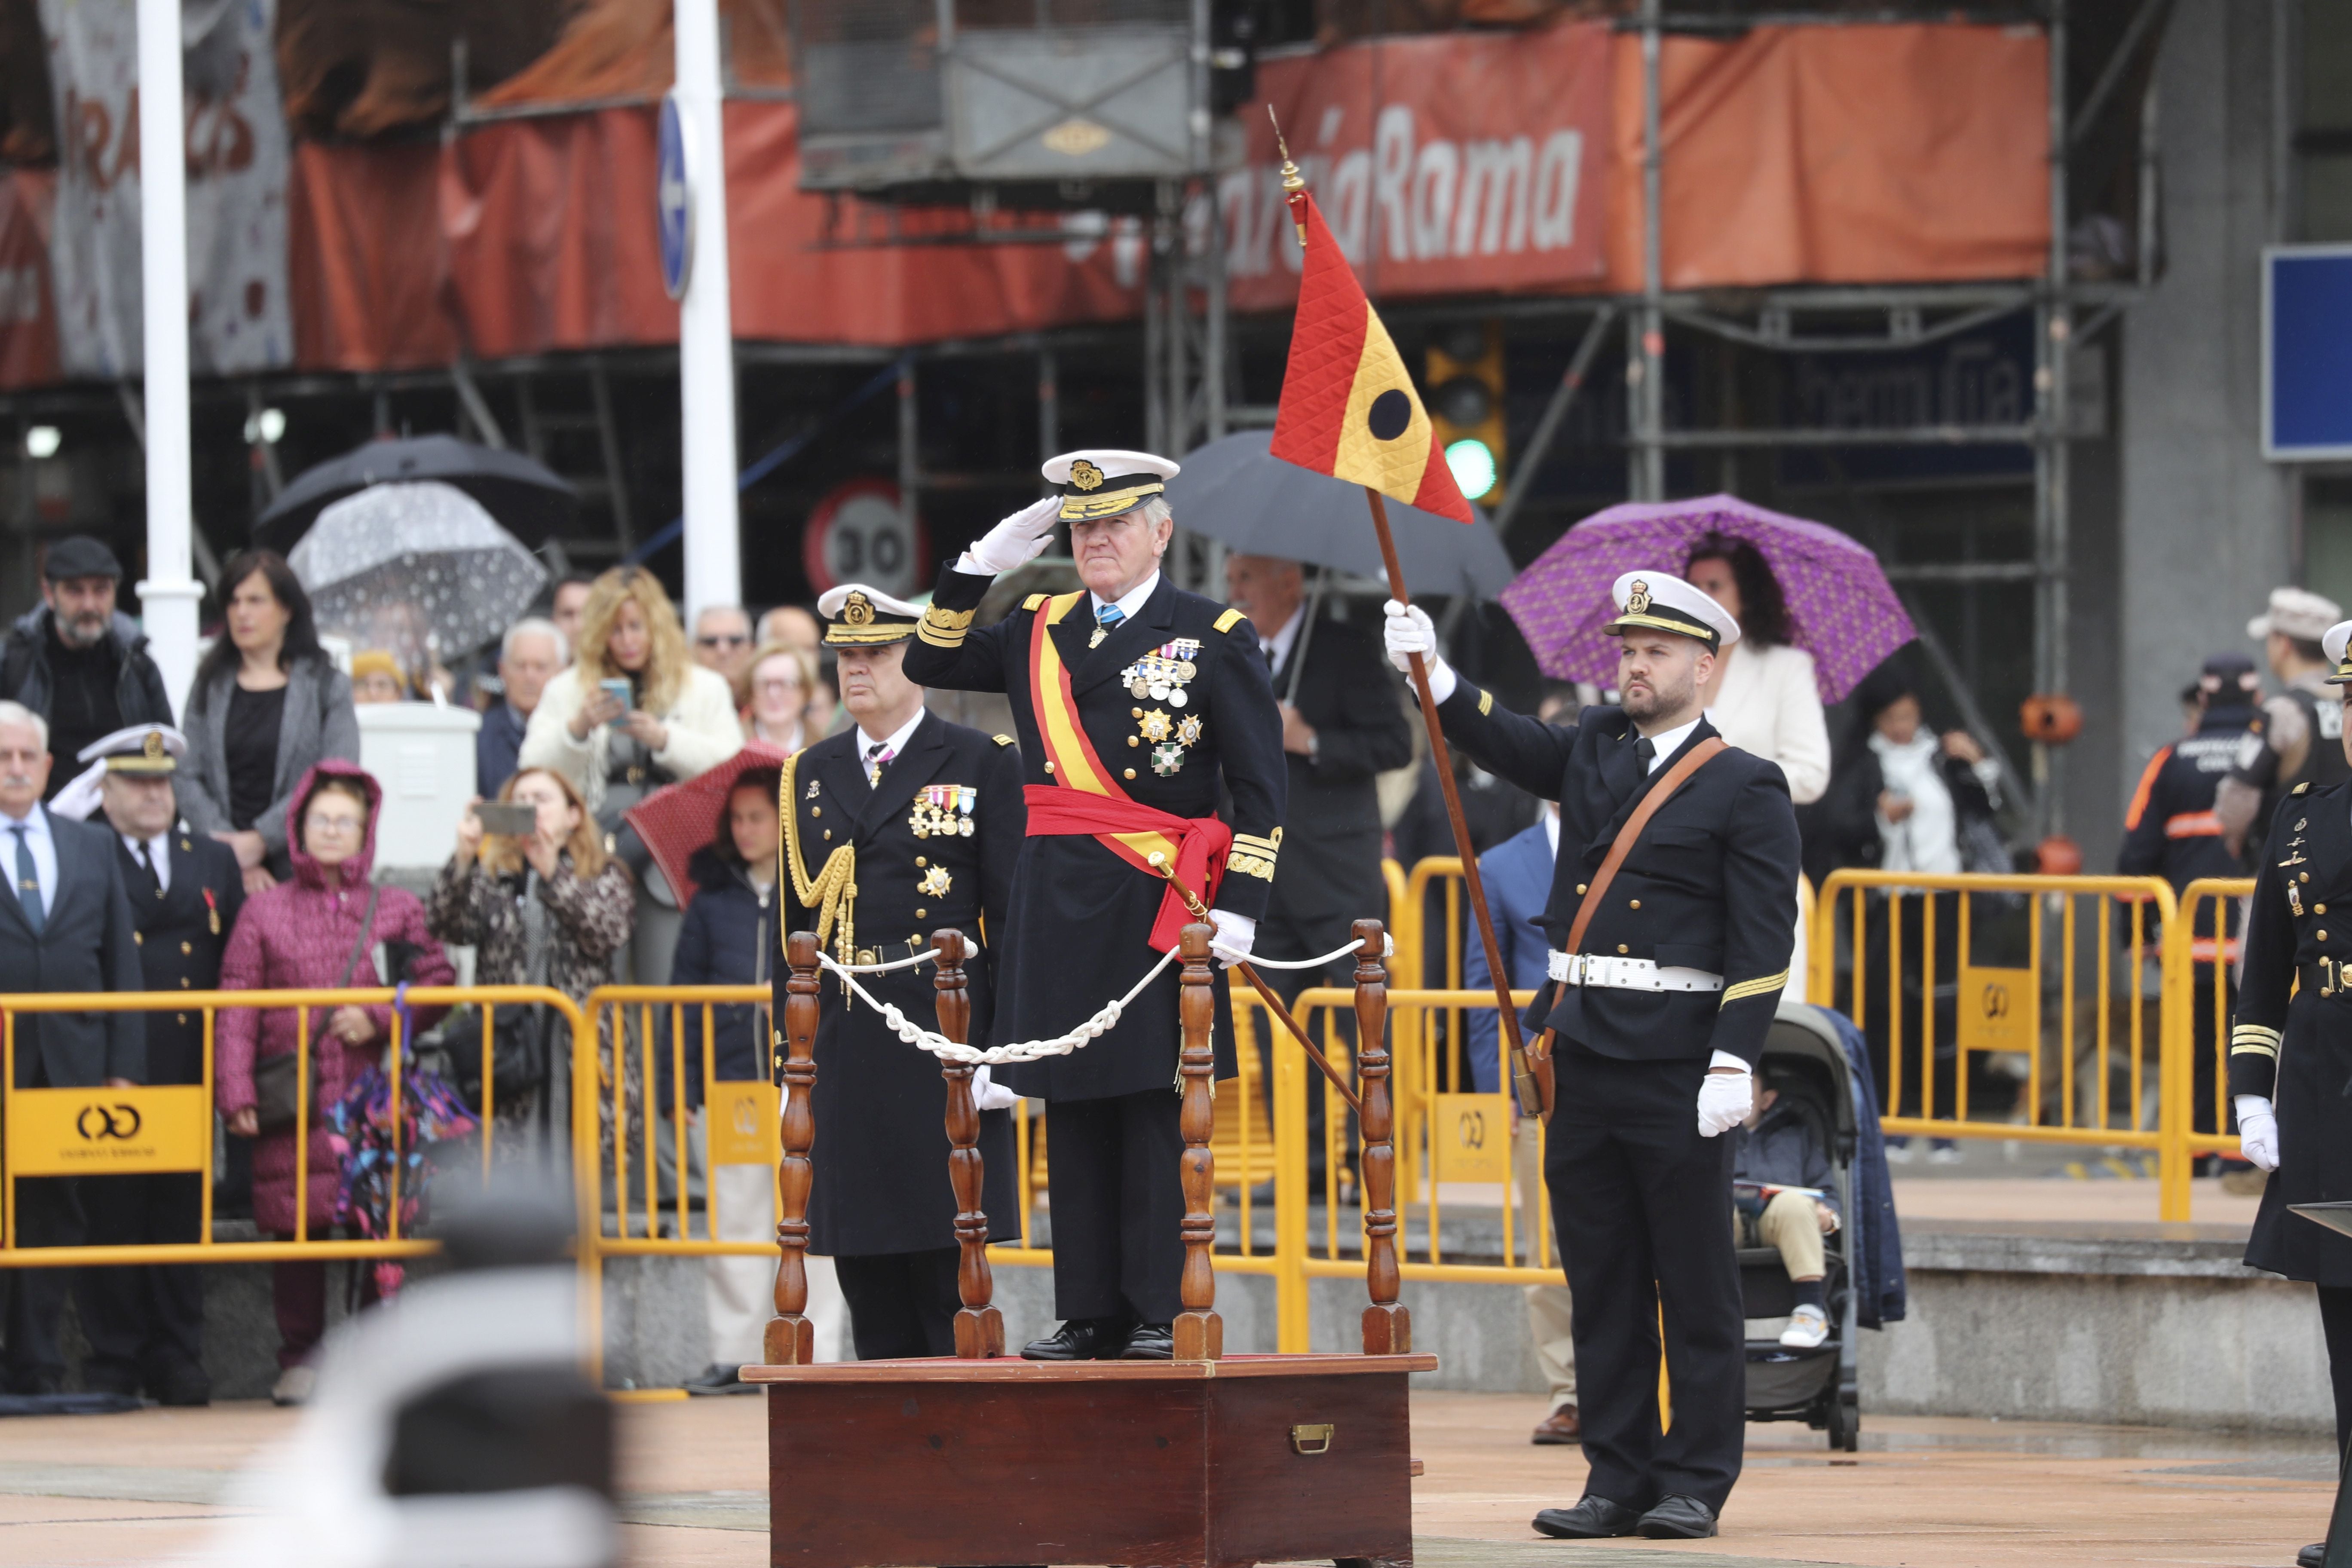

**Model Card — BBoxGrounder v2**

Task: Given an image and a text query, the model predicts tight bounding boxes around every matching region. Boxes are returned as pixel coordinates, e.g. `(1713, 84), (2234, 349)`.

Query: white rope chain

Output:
(805, 932), (1392, 1065)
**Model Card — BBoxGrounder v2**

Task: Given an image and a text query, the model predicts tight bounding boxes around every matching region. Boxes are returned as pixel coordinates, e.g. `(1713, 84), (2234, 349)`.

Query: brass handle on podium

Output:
(1290, 1423), (1335, 1455)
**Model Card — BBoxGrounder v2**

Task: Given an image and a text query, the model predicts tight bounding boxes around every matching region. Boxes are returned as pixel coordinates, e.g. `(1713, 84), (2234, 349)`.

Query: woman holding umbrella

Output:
(1685, 536), (1831, 807)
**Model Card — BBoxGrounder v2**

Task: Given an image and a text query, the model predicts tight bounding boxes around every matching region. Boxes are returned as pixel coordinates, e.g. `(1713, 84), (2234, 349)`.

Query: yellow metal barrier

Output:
(0, 985), (585, 1267)
(2169, 877), (2257, 1217)
(1811, 868), (2196, 1216)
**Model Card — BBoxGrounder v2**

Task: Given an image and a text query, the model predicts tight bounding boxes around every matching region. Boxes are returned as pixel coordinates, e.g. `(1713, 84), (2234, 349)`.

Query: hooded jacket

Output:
(214, 760), (455, 1232)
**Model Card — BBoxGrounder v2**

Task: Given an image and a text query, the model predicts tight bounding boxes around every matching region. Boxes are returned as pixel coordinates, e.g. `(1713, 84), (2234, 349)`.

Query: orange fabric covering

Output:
(0, 165), (57, 388)
(1603, 23), (2051, 290)
(286, 142), (456, 371)
(475, 0), (792, 105)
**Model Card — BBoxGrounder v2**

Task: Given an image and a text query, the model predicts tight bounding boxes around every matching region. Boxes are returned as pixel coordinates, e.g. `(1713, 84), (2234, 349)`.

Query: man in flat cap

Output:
(2220, 587), (2352, 860)
(903, 449), (1286, 1362)
(1386, 571), (1801, 1541)
(0, 536), (173, 801)
(68, 723), (241, 1405)
(769, 583), (1022, 1366)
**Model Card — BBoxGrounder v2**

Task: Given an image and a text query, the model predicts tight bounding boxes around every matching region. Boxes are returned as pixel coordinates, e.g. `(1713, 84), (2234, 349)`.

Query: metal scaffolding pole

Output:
(2035, 0), (2071, 840)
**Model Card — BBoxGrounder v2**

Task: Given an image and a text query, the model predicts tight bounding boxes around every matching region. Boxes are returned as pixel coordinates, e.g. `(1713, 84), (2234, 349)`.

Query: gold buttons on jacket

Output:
(1629, 899), (1641, 910)
(2320, 903), (2330, 915)
(1617, 944), (1629, 955)
(2323, 931), (2331, 941)
(180, 977), (190, 988)
(181, 941), (192, 955)
(1124, 769), (1137, 780)
(133, 932), (143, 945)
(1044, 761), (1056, 774)
(916, 909), (928, 920)
(916, 857), (927, 867)
(823, 830), (832, 841)
(811, 807), (821, 817)
(1576, 883), (1588, 895)
(1128, 736), (1140, 747)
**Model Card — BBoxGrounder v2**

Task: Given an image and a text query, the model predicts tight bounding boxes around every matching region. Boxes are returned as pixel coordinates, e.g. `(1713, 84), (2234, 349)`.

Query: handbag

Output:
(1532, 737), (1727, 1120)
(253, 885), (381, 1135)
(440, 871), (555, 1115)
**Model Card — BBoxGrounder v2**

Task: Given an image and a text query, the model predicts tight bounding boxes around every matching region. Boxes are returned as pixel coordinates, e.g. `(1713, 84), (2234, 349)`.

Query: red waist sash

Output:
(1023, 785), (1231, 952)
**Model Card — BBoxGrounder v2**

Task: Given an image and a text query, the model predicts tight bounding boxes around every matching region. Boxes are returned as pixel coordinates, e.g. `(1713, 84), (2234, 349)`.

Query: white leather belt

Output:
(1548, 950), (1724, 993)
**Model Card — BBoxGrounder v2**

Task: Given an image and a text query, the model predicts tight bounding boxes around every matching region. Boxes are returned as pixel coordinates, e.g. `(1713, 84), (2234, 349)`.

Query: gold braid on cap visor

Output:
(1057, 482), (1164, 522)
(1603, 609), (1720, 648)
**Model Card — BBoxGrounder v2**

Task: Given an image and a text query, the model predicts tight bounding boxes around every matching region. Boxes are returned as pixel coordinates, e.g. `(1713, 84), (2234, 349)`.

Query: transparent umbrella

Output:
(289, 481), (549, 669)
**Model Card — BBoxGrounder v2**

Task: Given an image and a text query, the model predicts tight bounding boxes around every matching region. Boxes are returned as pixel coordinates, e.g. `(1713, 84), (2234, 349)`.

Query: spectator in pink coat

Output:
(214, 758), (453, 1403)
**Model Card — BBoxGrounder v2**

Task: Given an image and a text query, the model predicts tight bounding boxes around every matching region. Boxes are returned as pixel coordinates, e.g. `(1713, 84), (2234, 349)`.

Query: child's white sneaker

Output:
(1778, 1304), (1830, 1349)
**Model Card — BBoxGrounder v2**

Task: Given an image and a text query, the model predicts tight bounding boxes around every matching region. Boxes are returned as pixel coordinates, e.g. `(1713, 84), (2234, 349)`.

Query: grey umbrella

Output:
(1164, 430), (1516, 600)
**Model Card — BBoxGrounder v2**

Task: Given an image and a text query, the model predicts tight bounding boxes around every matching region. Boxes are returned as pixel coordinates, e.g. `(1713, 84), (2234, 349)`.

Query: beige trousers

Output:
(1737, 1188), (1826, 1281)
(1514, 1115), (1574, 1409)
(698, 1112), (846, 1366)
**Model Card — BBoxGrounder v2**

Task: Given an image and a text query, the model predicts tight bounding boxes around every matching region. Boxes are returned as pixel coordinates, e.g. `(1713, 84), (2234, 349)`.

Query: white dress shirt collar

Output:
(121, 830), (172, 895)
(1542, 803), (1560, 858)
(1636, 716), (1703, 773)
(856, 707), (928, 764)
(0, 801), (56, 918)
(1090, 571), (1161, 626)
(1259, 605), (1305, 671)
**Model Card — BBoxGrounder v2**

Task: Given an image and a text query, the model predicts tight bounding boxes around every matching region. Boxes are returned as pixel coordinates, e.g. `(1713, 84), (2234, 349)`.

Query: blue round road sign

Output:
(657, 94), (694, 301)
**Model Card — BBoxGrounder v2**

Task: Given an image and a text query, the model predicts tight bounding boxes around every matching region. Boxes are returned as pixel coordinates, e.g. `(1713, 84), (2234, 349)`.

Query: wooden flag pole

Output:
(1366, 488), (1544, 1118)
(1268, 110), (1540, 1117)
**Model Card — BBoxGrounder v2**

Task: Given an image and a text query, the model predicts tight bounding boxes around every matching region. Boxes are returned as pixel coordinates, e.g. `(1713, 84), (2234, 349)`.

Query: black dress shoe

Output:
(2297, 1544), (2323, 1568)
(153, 1365), (211, 1408)
(1119, 1323), (1174, 1360)
(684, 1363), (758, 1396)
(80, 1366), (142, 1399)
(1531, 1495), (1640, 1539)
(5, 1370), (62, 1398)
(1635, 1495), (1718, 1539)
(1019, 1320), (1127, 1361)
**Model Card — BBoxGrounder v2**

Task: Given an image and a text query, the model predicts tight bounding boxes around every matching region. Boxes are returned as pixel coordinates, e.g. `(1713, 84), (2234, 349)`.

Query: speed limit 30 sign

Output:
(803, 479), (929, 599)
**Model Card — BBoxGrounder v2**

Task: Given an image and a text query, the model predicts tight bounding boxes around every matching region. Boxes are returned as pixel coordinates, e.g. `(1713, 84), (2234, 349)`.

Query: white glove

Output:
(2237, 1094), (2279, 1172)
(1381, 600), (1455, 703)
(958, 496), (1062, 576)
(1208, 909), (1256, 970)
(1696, 1066), (1753, 1139)
(971, 1066), (1020, 1112)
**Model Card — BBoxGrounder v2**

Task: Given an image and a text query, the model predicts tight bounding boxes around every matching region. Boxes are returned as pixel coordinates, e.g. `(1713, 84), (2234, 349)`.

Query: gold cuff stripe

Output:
(916, 604), (975, 648)
(1719, 969), (1790, 1008)
(916, 622), (968, 649)
(1233, 833), (1281, 854)
(1477, 689), (1494, 715)
(1228, 853), (1278, 880)
(2232, 1024), (2284, 1046)
(2231, 1040), (2281, 1059)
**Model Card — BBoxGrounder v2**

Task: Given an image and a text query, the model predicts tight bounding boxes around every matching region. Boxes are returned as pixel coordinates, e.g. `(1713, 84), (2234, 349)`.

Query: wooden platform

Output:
(755, 1354), (1437, 1568)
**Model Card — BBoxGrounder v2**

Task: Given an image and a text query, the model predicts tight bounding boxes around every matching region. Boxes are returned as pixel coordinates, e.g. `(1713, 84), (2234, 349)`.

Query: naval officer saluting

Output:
(903, 448), (1287, 1362)
(2229, 618), (2352, 1568)
(778, 584), (1024, 1360)
(1385, 573), (1802, 1540)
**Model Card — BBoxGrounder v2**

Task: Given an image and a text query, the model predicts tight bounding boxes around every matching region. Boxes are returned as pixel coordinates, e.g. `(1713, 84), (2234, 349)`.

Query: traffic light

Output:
(1427, 320), (1506, 506)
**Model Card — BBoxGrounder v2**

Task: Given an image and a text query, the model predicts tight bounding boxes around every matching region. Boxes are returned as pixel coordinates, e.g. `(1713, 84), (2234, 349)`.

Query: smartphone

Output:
(600, 677), (633, 727)
(475, 802), (538, 837)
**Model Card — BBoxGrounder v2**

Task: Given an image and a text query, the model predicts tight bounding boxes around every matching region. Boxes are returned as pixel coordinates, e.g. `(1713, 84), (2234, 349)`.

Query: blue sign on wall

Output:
(657, 94), (694, 302)
(2266, 245), (2352, 460)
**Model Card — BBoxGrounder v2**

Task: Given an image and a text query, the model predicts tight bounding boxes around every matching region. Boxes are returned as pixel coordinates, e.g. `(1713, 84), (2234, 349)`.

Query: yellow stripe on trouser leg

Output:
(1657, 1298), (1671, 1432)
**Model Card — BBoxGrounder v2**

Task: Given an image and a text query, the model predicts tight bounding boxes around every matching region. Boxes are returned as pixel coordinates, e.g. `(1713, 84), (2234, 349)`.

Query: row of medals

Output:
(1127, 639), (1205, 777)
(910, 784), (976, 839)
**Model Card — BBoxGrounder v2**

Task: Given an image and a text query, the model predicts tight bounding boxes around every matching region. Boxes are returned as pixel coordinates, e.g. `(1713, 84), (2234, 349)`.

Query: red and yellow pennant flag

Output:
(1269, 190), (1474, 525)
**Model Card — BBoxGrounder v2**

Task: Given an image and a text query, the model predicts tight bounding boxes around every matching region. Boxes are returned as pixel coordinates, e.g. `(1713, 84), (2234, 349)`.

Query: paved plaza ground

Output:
(0, 1391), (2331, 1568)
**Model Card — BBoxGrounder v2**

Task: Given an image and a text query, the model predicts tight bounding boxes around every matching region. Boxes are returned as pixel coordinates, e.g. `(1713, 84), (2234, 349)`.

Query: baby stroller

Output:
(1740, 999), (1861, 1451)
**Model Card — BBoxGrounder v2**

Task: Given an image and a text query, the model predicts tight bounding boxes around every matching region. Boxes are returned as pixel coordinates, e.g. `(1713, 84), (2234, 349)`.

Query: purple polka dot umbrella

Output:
(1498, 493), (1914, 704)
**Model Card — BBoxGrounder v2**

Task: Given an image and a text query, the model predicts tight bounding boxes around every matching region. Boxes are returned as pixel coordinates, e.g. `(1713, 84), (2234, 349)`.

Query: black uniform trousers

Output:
(3, 1177), (92, 1387)
(77, 1172), (205, 1386)
(2322, 1287), (2352, 1461)
(1546, 1045), (1745, 1515)
(834, 1247), (964, 1360)
(1046, 1089), (1184, 1325)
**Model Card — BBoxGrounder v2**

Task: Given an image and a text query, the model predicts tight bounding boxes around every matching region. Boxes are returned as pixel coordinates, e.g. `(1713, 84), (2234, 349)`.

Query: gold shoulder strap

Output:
(779, 748), (859, 968)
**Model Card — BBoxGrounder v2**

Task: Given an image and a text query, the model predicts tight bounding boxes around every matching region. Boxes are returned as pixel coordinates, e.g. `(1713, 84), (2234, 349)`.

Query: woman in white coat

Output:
(1688, 536), (1831, 999)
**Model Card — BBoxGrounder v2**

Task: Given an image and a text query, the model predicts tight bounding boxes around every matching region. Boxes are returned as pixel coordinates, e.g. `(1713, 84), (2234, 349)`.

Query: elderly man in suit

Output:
(0, 701), (145, 1394)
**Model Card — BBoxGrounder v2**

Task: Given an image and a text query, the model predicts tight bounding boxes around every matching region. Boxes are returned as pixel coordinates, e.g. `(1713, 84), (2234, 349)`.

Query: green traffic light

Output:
(1445, 438), (1498, 501)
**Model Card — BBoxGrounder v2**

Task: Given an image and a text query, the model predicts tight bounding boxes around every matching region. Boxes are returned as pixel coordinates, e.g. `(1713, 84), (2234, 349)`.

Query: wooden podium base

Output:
(747, 1352), (1436, 1568)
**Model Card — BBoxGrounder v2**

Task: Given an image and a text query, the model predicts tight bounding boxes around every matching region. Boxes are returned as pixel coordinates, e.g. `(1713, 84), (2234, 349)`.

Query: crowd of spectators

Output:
(0, 535), (871, 1401)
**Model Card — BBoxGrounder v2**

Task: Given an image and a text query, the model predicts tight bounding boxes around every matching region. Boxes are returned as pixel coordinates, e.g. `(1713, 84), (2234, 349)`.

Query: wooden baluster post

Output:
(934, 929), (1005, 1358)
(1173, 921), (1224, 1361)
(764, 931), (821, 1365)
(1355, 918), (1409, 1354)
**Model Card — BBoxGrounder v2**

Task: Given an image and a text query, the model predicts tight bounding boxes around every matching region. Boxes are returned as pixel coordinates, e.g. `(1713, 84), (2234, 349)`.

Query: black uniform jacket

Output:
(904, 567), (1288, 1101)
(776, 711), (1021, 1257)
(1434, 692), (1801, 1068)
(0, 809), (145, 1087)
(2230, 781), (2352, 1284)
(1264, 614), (1412, 947)
(114, 826), (243, 1087)
(2120, 705), (2257, 896)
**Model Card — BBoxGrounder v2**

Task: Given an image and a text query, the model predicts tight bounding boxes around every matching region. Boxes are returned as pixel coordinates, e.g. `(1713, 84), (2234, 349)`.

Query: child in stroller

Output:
(1732, 1065), (1842, 1350)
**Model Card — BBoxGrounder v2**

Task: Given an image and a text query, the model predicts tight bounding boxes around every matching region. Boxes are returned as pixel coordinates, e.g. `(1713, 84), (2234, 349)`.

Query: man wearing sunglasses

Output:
(692, 606), (757, 696)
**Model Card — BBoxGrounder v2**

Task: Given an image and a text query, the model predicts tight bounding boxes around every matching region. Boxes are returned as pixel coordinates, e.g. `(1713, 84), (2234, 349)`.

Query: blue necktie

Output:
(1091, 602), (1124, 649)
(11, 824), (42, 936)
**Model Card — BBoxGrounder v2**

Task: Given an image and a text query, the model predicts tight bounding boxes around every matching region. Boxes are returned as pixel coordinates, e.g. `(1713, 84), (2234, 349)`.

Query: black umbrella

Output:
(1164, 430), (1516, 600)
(256, 434), (579, 552)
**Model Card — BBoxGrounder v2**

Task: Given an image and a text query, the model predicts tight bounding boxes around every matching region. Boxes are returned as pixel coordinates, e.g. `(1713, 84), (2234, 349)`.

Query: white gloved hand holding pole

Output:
(1696, 1064), (1754, 1139)
(2237, 1094), (2279, 1172)
(971, 1066), (1020, 1112)
(958, 496), (1062, 576)
(1381, 600), (1457, 704)
(1208, 909), (1256, 971)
